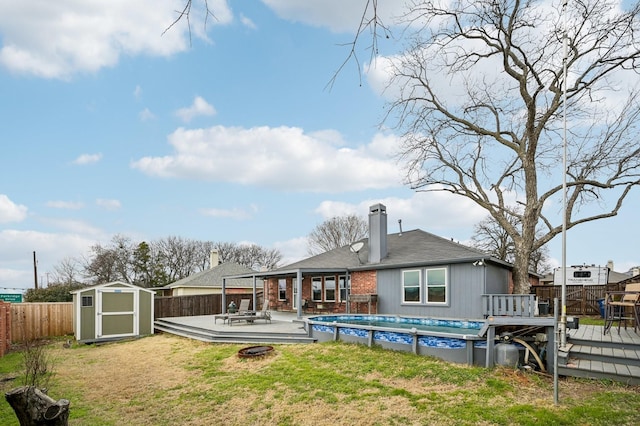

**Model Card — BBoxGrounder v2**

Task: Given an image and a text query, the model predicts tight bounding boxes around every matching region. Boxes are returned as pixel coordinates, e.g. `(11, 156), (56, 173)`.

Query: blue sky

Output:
(1, 1), (639, 292)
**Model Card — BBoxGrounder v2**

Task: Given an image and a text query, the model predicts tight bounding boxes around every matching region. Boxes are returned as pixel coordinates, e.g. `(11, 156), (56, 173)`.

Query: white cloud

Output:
(96, 199), (121, 210)
(240, 14), (257, 30)
(46, 201), (84, 210)
(40, 218), (105, 236)
(261, 0), (405, 33)
(199, 205), (258, 220)
(73, 153), (102, 165)
(0, 194), (27, 223)
(133, 85), (142, 99)
(0, 229), (99, 289)
(139, 108), (156, 121)
(175, 96), (217, 123)
(314, 191), (487, 233)
(132, 125), (403, 192)
(273, 236), (309, 266)
(0, 1), (233, 79)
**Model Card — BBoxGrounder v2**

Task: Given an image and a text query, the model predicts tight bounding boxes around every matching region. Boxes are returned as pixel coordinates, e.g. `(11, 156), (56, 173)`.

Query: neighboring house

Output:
(157, 254), (263, 297)
(233, 204), (516, 320)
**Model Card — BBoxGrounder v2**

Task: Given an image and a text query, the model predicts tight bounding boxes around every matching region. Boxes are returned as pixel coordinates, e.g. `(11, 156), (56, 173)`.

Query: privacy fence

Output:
(532, 284), (625, 316)
(11, 302), (74, 343)
(0, 302), (74, 356)
(154, 294), (262, 318)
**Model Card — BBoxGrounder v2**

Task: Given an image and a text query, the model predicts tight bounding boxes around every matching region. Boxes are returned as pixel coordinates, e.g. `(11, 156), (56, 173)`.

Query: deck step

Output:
(561, 325), (640, 384)
(558, 360), (640, 386)
(154, 319), (317, 345)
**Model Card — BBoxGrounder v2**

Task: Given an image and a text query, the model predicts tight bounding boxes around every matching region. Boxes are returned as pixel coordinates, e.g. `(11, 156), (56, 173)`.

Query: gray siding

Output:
(376, 263), (509, 320)
(485, 265), (508, 294)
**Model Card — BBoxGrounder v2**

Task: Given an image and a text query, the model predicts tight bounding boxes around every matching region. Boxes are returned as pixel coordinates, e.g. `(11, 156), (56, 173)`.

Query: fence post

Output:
(0, 301), (11, 356)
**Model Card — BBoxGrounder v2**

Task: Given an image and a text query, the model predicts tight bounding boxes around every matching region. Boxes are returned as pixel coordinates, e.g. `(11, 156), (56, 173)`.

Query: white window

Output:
(324, 276), (336, 301)
(338, 275), (349, 301)
(426, 268), (447, 303)
(312, 277), (322, 301)
(402, 270), (421, 303)
(278, 278), (287, 301)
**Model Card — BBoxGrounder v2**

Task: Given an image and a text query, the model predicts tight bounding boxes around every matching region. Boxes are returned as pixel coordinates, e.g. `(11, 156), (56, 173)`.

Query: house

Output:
(156, 251), (263, 297)
(232, 203), (514, 320)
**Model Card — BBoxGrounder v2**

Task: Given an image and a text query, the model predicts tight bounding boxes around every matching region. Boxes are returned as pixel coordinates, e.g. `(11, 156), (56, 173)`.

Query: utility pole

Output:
(33, 251), (38, 289)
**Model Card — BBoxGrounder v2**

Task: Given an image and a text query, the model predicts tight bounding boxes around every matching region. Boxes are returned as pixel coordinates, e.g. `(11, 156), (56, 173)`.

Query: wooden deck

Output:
(560, 324), (640, 385)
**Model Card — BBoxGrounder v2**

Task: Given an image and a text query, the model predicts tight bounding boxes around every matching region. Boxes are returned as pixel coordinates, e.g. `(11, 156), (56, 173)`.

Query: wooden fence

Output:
(532, 284), (623, 316)
(154, 294), (261, 318)
(11, 303), (74, 343)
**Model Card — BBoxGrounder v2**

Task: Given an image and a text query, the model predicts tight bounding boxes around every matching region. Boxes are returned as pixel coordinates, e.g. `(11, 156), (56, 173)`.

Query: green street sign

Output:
(0, 294), (23, 303)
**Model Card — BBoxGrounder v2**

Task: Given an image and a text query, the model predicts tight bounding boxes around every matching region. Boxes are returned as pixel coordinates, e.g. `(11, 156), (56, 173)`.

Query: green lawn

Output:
(1, 334), (638, 425)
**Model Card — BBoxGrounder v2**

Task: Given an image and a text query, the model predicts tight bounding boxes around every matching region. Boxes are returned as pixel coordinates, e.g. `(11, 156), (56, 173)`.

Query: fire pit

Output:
(238, 345), (274, 358)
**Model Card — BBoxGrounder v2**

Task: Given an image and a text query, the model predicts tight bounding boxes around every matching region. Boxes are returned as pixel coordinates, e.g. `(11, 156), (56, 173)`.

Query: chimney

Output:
(210, 250), (220, 269)
(607, 260), (614, 271)
(368, 203), (388, 263)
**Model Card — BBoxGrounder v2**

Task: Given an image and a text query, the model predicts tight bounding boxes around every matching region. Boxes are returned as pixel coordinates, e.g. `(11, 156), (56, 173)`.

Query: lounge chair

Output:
(214, 299), (251, 324)
(228, 300), (271, 326)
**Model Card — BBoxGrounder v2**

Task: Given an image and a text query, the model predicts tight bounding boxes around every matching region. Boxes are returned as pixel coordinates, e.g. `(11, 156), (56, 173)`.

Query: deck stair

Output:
(558, 325), (640, 385)
(154, 317), (317, 345)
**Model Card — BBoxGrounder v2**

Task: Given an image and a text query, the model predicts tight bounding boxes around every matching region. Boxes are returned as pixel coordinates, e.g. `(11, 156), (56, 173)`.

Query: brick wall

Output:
(266, 271), (379, 314)
(351, 270), (377, 295)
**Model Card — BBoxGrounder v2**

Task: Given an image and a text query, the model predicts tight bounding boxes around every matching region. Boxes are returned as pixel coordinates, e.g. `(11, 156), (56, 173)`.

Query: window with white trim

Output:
(402, 270), (421, 303)
(81, 295), (93, 307)
(426, 268), (447, 303)
(338, 275), (348, 302)
(278, 278), (287, 301)
(324, 276), (336, 301)
(312, 277), (322, 301)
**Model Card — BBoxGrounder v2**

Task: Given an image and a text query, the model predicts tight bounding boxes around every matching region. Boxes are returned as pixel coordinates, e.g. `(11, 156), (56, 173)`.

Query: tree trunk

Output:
(5, 386), (69, 426)
(511, 252), (532, 295)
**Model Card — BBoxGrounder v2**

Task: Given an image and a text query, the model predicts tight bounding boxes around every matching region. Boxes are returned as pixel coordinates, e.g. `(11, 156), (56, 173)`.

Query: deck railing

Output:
(481, 294), (536, 318)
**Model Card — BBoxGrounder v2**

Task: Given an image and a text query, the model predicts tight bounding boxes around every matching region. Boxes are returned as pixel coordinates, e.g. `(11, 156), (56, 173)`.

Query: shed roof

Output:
(70, 281), (155, 294)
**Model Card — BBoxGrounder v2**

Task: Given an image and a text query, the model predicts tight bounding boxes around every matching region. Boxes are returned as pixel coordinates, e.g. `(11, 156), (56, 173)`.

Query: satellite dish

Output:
(349, 242), (364, 253)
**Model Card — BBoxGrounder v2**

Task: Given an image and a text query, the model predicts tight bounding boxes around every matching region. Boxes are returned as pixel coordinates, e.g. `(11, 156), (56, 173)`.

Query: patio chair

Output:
(213, 299), (251, 324)
(228, 300), (271, 326)
(604, 283), (640, 335)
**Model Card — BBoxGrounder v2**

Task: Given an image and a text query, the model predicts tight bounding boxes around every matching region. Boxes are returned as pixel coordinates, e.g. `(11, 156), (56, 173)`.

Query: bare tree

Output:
(51, 257), (83, 285)
(372, 0), (640, 293)
(83, 235), (135, 284)
(214, 241), (282, 271)
(307, 215), (368, 255)
(153, 236), (200, 282)
(194, 240), (214, 271)
(471, 213), (551, 275)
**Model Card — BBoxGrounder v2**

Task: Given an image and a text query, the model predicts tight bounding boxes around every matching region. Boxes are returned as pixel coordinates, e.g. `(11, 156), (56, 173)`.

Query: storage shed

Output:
(71, 281), (154, 343)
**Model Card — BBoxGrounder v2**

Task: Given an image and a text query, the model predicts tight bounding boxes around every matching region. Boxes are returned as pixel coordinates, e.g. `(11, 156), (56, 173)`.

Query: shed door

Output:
(96, 289), (138, 339)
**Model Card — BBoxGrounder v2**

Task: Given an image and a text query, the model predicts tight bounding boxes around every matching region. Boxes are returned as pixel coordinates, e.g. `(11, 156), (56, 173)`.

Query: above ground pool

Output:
(306, 314), (487, 366)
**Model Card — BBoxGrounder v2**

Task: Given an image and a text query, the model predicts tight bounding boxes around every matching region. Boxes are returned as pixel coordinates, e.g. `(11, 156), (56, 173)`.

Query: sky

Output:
(1, 1), (639, 292)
